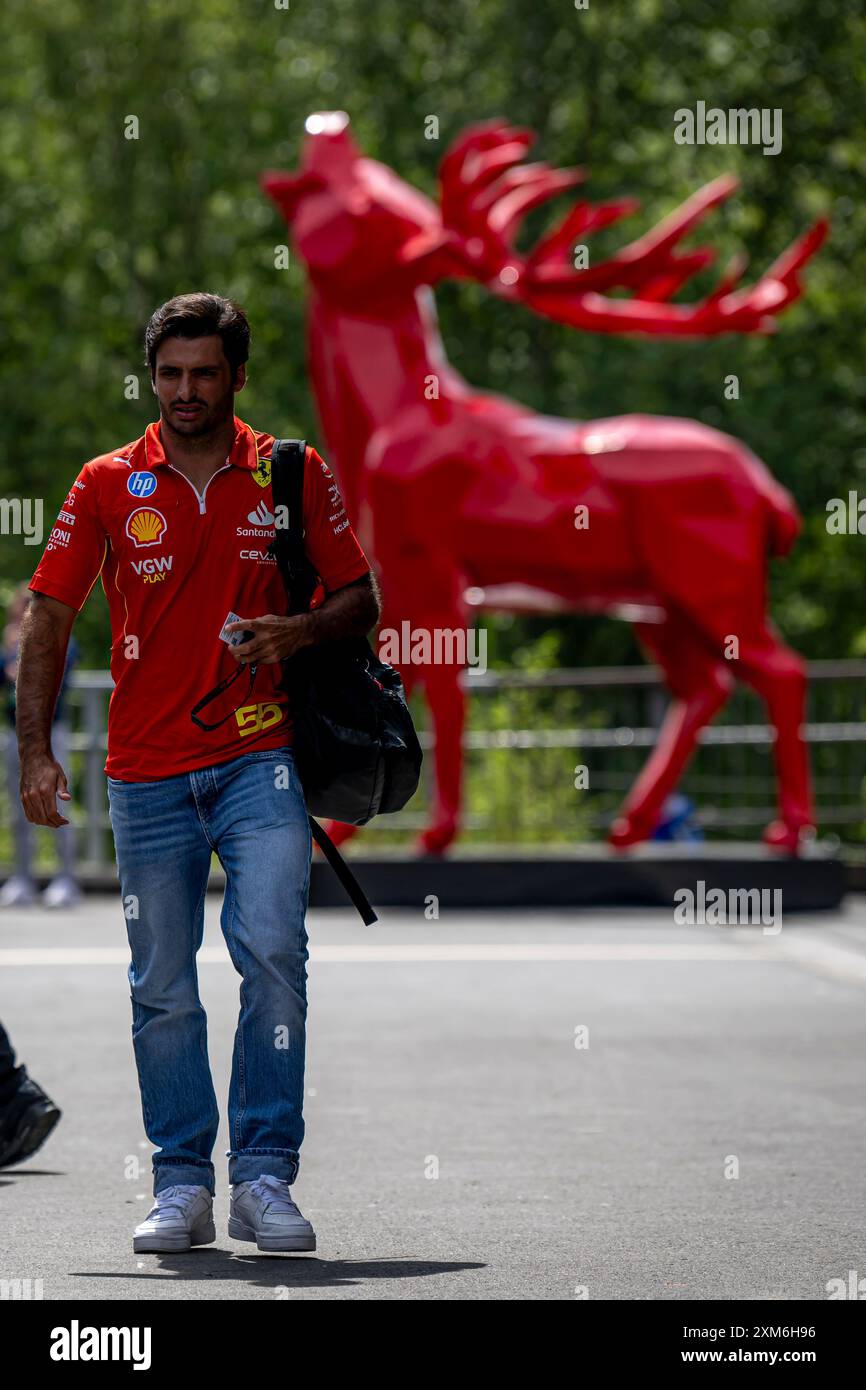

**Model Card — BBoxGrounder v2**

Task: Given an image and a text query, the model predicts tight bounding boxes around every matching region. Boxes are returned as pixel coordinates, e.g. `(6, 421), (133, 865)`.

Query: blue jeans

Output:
(106, 745), (312, 1197)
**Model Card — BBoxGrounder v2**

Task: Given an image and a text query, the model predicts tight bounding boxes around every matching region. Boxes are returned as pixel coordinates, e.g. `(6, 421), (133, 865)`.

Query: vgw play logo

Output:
(131, 555), (173, 584)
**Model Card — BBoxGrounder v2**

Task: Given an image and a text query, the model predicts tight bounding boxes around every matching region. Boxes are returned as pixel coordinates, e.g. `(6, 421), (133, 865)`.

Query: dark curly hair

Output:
(144, 292), (251, 377)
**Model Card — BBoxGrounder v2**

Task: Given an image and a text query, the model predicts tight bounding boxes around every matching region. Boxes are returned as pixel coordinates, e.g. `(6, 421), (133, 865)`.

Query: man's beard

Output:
(162, 392), (233, 442)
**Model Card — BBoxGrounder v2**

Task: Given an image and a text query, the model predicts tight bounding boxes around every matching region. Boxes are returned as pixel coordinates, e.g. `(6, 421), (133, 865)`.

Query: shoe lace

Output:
(249, 1174), (299, 1215)
(146, 1184), (207, 1223)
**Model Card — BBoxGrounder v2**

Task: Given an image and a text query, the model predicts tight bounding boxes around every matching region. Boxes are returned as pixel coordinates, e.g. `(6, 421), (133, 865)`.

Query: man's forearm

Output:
(304, 572), (381, 646)
(225, 573), (381, 665)
(15, 596), (72, 760)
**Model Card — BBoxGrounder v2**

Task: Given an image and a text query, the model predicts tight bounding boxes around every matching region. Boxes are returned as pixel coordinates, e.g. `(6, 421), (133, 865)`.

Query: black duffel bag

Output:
(280, 632), (423, 825)
(267, 439), (423, 918)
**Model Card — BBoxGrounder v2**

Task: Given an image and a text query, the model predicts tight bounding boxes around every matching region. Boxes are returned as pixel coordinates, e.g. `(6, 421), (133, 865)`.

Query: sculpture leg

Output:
(734, 630), (815, 852)
(415, 662), (465, 856)
(608, 616), (733, 848)
(367, 500), (469, 855)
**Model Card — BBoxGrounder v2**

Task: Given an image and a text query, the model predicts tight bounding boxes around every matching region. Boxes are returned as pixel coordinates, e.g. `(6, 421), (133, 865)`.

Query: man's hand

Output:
(15, 593), (77, 828)
(223, 614), (315, 665)
(225, 574), (380, 665)
(20, 753), (72, 828)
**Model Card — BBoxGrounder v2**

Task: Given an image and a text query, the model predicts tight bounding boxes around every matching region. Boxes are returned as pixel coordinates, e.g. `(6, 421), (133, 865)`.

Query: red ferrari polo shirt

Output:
(28, 416), (371, 780)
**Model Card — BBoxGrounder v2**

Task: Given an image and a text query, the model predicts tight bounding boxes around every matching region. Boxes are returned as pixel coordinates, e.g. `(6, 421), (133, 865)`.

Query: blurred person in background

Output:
(0, 586), (68, 1163)
(1, 580), (81, 908)
(0, 1020), (61, 1168)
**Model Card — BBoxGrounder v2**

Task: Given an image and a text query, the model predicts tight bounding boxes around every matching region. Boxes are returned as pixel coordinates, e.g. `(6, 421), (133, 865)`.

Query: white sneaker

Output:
(0, 875), (38, 908)
(133, 1184), (215, 1253)
(42, 874), (83, 909)
(229, 1174), (316, 1252)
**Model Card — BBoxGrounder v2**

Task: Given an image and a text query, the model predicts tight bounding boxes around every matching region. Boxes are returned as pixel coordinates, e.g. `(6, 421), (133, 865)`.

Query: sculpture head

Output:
(262, 112), (445, 298)
(263, 112), (827, 333)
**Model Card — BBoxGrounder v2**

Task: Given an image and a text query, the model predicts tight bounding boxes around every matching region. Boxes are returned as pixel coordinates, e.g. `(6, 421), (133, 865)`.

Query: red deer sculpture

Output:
(262, 112), (827, 855)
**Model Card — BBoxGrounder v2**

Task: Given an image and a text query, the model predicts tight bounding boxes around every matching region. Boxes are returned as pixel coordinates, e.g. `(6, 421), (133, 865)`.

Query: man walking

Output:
(16, 292), (378, 1253)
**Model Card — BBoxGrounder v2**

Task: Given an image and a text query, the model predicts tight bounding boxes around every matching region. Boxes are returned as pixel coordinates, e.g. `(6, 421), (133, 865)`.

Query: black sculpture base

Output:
(21, 843), (847, 914)
(309, 843), (846, 914)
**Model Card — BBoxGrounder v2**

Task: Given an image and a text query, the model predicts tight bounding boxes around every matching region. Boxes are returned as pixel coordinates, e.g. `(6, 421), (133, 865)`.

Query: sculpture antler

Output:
(438, 120), (828, 335)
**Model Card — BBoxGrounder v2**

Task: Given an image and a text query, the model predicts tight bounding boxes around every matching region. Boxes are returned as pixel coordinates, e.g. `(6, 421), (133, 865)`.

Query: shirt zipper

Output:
(167, 460), (232, 514)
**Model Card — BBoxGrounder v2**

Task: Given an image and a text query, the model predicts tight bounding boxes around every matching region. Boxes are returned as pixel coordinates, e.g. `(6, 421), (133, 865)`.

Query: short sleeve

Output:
(301, 446), (370, 592)
(28, 462), (108, 612)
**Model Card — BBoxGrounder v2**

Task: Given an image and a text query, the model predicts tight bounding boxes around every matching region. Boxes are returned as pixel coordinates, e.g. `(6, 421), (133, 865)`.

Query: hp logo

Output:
(127, 472), (157, 498)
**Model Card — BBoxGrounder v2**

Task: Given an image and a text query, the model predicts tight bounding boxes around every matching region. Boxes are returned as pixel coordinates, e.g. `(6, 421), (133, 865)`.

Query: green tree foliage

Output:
(1, 0), (863, 666)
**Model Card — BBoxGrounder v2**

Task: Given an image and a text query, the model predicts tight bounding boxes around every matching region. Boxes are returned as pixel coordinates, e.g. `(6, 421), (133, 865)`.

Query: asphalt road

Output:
(1, 895), (865, 1301)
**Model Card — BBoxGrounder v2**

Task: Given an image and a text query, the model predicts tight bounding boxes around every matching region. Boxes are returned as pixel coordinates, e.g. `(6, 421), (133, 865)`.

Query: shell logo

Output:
(126, 507), (168, 548)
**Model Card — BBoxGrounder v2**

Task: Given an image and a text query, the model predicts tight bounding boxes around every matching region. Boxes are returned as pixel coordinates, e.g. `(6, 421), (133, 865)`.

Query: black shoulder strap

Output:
(310, 818), (378, 925)
(270, 437), (378, 927)
(269, 438), (316, 615)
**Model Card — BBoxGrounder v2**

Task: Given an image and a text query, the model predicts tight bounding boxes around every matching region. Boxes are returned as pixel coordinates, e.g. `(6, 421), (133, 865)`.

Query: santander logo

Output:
(238, 499), (276, 537)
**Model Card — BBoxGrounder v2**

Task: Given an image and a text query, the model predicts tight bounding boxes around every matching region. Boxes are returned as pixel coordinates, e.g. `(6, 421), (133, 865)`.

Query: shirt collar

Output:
(136, 415), (260, 471)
